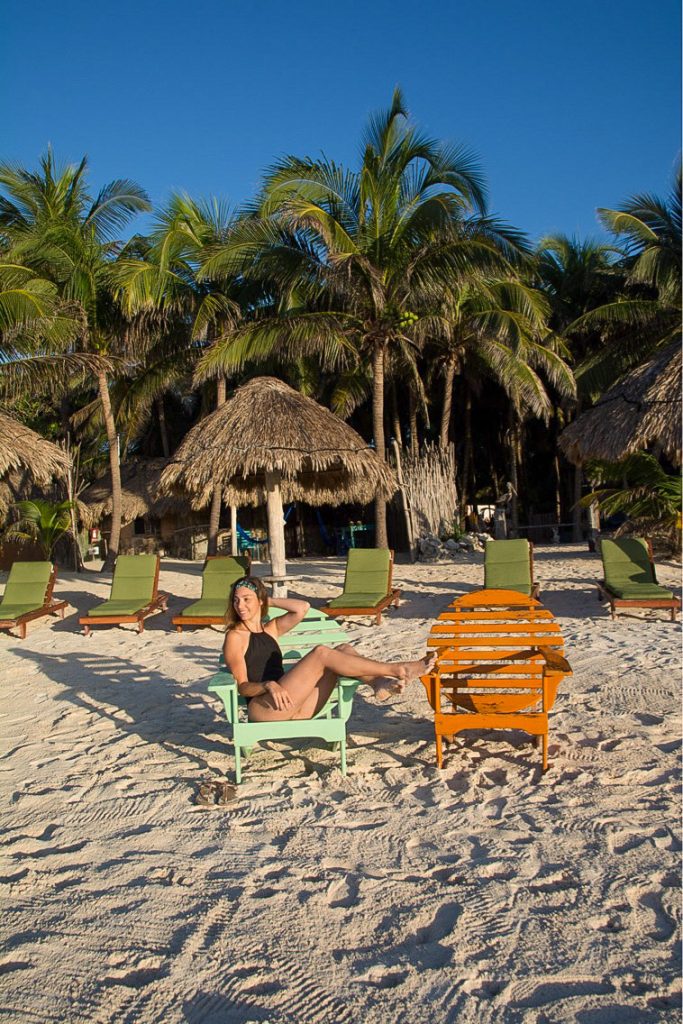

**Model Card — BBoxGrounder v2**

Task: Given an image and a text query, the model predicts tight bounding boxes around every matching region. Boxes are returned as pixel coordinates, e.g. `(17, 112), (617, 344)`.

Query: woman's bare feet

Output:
(398, 652), (438, 682)
(369, 676), (406, 701)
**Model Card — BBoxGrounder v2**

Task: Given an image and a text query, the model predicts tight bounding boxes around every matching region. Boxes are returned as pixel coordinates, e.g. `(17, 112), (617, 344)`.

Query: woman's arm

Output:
(223, 630), (293, 710)
(267, 597), (310, 637)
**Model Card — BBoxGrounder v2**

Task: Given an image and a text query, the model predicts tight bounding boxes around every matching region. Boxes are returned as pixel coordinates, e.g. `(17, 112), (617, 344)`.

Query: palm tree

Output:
(569, 163), (681, 390)
(0, 150), (150, 568)
(114, 193), (255, 554)
(428, 277), (575, 522)
(535, 234), (621, 537)
(197, 89), (508, 546)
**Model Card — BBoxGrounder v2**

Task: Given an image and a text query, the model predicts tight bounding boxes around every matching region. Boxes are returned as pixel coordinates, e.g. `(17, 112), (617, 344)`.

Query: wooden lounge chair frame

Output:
(0, 564), (67, 639)
(484, 538), (540, 599)
(79, 554), (169, 635)
(209, 608), (360, 783)
(597, 538), (681, 621)
(320, 548), (401, 626)
(421, 589), (571, 772)
(172, 554), (251, 632)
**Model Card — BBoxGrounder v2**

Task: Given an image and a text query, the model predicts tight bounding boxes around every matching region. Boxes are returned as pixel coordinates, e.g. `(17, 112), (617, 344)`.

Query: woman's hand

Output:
(264, 681), (294, 712)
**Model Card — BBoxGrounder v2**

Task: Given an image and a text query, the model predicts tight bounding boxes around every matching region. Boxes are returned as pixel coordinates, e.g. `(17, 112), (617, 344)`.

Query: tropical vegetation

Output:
(0, 99), (679, 561)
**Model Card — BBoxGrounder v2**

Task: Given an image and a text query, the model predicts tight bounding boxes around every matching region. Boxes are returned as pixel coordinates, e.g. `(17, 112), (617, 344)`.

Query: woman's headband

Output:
(234, 579), (259, 593)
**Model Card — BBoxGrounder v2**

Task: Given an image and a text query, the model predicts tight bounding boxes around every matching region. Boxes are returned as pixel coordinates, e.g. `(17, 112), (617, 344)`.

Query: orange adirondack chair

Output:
(420, 589), (571, 771)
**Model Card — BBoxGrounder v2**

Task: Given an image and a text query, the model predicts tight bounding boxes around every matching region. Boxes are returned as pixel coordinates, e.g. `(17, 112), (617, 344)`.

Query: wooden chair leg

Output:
(435, 730), (443, 769)
(175, 625), (183, 633)
(19, 622), (27, 640)
(138, 619), (145, 633)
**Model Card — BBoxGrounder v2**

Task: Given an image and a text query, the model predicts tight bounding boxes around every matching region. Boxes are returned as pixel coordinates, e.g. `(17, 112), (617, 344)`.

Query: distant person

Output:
(223, 577), (435, 721)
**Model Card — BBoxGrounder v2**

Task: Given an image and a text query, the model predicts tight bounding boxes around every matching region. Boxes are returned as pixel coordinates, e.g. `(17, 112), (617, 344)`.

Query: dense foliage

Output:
(0, 99), (680, 556)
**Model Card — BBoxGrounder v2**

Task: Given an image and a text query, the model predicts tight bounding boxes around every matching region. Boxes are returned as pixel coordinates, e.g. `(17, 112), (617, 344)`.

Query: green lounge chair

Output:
(209, 607), (360, 783)
(484, 538), (540, 599)
(0, 561), (67, 639)
(320, 548), (401, 626)
(172, 555), (251, 632)
(597, 538), (680, 621)
(79, 553), (169, 635)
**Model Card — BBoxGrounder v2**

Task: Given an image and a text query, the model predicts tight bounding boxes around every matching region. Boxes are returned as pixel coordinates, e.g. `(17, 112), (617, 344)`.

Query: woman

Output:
(223, 576), (435, 722)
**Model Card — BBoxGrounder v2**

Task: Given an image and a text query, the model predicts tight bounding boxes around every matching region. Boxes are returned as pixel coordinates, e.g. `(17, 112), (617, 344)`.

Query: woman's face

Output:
(233, 586), (261, 622)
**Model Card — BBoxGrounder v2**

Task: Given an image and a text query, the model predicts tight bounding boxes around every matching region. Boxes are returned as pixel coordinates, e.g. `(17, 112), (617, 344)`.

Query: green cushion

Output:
(485, 540), (532, 592)
(342, 548), (391, 597)
(0, 561), (52, 613)
(327, 591), (386, 608)
(109, 554), (157, 604)
(0, 604), (39, 621)
(88, 599), (149, 617)
(601, 537), (657, 592)
(201, 556), (250, 600)
(179, 599), (229, 618)
(606, 582), (674, 600)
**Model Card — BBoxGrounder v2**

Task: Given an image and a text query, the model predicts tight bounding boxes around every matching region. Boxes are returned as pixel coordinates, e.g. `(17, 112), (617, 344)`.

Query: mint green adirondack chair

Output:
(484, 539), (540, 598)
(598, 538), (680, 620)
(79, 553), (168, 634)
(0, 561), (67, 639)
(172, 555), (250, 631)
(321, 548), (401, 626)
(209, 607), (360, 783)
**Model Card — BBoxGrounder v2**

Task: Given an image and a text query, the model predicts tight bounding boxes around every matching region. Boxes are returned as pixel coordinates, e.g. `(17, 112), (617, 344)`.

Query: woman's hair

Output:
(225, 576), (269, 630)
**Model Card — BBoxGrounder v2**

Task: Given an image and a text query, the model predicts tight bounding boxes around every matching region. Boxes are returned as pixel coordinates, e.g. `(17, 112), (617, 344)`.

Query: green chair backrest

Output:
(202, 556), (250, 601)
(2, 561), (52, 608)
(601, 538), (656, 589)
(343, 548), (391, 596)
(110, 554), (158, 604)
(484, 539), (532, 591)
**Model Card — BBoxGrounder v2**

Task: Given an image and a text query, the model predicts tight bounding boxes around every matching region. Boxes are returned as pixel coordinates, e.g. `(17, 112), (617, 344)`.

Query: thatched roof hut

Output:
(559, 343), (682, 467)
(79, 458), (188, 528)
(161, 377), (398, 584)
(0, 410), (70, 518)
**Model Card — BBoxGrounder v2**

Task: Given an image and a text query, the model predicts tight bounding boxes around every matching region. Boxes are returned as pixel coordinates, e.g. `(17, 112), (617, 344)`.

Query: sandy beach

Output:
(1, 545), (681, 1023)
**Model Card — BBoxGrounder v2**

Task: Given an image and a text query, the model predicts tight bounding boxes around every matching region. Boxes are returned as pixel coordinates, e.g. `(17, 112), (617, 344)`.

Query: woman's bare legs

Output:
(248, 645), (435, 722)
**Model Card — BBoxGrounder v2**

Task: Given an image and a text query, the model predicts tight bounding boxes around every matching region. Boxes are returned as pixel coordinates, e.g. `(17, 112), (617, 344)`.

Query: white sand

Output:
(1, 546), (681, 1023)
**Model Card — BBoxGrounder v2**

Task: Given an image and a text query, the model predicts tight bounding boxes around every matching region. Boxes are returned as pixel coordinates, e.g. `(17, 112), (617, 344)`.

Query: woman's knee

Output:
(309, 644), (332, 661)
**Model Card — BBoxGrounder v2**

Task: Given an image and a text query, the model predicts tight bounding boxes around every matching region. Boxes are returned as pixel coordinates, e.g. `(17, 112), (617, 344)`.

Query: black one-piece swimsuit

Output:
(244, 631), (284, 700)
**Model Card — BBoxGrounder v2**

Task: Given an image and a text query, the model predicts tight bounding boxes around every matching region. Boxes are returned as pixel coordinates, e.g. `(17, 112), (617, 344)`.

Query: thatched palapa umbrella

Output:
(559, 342), (682, 467)
(79, 458), (187, 528)
(161, 377), (398, 587)
(0, 410), (70, 519)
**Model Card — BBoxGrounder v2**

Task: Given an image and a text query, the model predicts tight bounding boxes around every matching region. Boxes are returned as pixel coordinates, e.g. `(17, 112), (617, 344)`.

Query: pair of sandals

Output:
(196, 779), (236, 806)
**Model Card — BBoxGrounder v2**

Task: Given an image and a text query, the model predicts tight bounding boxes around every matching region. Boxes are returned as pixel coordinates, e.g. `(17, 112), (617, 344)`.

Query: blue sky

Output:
(3, 0), (681, 243)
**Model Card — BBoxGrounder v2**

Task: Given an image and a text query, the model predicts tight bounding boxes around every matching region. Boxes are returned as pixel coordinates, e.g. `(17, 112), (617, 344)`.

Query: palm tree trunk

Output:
(408, 389), (418, 457)
(572, 464), (583, 541)
(157, 396), (170, 458)
(372, 343), (388, 548)
(460, 387), (473, 520)
(207, 376), (227, 556)
(98, 371), (122, 571)
(508, 407), (520, 535)
(440, 356), (456, 449)
(390, 383), (403, 447)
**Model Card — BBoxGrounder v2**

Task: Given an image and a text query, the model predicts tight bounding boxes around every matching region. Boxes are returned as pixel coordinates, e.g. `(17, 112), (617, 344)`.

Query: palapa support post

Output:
(265, 470), (287, 597)
(230, 506), (238, 556)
